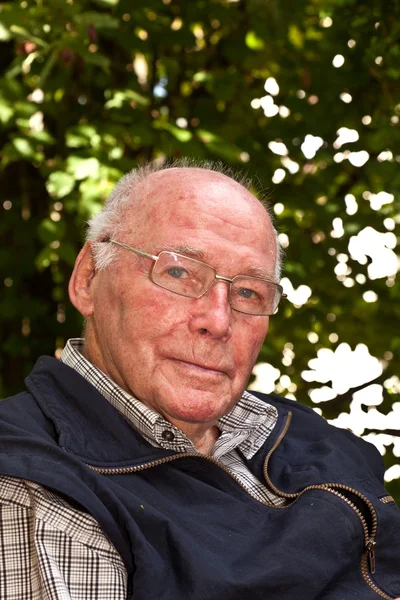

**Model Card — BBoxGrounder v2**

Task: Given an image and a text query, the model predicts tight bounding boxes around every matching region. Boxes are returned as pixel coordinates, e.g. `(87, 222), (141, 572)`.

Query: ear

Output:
(68, 242), (97, 317)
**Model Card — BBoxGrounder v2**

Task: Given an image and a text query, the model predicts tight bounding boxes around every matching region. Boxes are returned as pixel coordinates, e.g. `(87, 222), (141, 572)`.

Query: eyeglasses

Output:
(107, 238), (285, 316)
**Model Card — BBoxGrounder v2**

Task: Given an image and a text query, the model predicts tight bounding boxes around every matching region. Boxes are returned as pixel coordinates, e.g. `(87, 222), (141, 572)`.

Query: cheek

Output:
(115, 285), (183, 342)
(233, 321), (269, 372)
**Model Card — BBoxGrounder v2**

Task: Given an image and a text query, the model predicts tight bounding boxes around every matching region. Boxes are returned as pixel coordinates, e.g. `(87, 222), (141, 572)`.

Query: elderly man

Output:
(0, 163), (399, 600)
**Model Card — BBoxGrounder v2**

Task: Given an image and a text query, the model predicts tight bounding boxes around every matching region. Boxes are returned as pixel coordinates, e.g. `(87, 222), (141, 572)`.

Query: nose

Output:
(189, 281), (232, 340)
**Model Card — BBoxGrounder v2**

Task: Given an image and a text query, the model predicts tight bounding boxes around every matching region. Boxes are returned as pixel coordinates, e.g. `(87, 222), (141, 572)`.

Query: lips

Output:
(174, 359), (229, 376)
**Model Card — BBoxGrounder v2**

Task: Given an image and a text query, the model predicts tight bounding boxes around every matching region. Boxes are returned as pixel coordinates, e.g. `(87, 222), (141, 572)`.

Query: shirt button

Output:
(161, 430), (175, 442)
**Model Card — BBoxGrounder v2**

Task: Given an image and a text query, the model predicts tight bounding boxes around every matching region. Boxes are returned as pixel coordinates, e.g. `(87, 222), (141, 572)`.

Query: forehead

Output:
(124, 168), (276, 274)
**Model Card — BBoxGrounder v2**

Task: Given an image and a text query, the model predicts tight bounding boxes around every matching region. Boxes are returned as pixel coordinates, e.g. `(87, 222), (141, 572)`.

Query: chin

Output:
(165, 392), (233, 425)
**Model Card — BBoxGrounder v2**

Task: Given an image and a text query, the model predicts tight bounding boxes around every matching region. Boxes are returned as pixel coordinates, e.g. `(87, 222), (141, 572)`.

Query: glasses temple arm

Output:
(108, 239), (158, 261)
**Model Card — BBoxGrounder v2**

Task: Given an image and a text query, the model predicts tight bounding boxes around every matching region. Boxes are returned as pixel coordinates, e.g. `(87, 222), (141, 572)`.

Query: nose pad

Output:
(209, 276), (233, 305)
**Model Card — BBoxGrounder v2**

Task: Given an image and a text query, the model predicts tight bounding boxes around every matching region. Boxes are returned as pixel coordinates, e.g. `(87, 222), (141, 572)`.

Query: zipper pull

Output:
(366, 538), (376, 574)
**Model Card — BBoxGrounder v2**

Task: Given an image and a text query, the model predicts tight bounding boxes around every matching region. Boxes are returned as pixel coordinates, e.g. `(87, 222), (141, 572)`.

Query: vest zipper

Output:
(86, 411), (392, 599)
(380, 495), (395, 505)
(262, 414), (393, 599)
(87, 452), (275, 505)
(85, 410), (295, 504)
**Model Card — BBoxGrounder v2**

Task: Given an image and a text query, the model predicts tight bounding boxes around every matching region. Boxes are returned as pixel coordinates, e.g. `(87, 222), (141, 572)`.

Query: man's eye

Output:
(237, 287), (258, 299)
(166, 267), (189, 279)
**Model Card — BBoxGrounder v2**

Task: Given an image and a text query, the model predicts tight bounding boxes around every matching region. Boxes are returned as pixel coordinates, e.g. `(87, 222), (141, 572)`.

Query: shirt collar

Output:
(61, 338), (277, 459)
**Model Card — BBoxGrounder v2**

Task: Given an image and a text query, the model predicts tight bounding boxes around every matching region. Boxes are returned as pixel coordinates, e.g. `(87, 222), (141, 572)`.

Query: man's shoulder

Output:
(0, 354), (109, 441)
(251, 390), (385, 484)
(0, 388), (54, 435)
(0, 357), (65, 441)
(0, 357), (84, 471)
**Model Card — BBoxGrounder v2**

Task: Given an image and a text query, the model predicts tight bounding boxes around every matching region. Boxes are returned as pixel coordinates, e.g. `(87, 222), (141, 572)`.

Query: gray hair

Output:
(86, 158), (283, 280)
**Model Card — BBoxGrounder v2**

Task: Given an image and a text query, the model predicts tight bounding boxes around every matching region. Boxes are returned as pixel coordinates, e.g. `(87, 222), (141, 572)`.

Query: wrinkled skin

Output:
(69, 168), (277, 453)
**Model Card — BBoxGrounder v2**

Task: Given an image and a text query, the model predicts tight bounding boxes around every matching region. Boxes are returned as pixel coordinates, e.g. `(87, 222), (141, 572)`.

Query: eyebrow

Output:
(245, 266), (276, 280)
(154, 244), (276, 281)
(155, 244), (206, 260)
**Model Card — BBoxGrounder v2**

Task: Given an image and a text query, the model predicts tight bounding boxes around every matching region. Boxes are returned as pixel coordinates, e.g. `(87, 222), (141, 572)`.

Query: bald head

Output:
(135, 167), (272, 233)
(87, 162), (282, 280)
(137, 166), (262, 204)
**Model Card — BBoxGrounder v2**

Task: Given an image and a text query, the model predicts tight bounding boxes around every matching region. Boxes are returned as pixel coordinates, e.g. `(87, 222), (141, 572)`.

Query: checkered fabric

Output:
(0, 338), (284, 598)
(0, 477), (126, 599)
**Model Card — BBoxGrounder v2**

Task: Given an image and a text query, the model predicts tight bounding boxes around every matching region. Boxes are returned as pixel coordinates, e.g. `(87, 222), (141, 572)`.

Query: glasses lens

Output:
(231, 277), (282, 315)
(152, 252), (215, 298)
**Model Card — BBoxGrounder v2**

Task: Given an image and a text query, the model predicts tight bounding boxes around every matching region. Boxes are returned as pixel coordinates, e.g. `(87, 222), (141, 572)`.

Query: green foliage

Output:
(0, 0), (399, 497)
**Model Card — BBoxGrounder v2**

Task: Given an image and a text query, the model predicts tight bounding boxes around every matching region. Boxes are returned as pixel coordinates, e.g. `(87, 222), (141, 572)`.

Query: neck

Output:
(169, 419), (220, 455)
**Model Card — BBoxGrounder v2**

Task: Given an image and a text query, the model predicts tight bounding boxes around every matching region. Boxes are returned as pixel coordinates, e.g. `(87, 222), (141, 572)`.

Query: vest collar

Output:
(26, 356), (175, 467)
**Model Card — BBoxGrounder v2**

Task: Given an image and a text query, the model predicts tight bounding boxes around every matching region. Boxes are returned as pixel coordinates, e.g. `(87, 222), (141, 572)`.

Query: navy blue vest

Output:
(0, 357), (399, 599)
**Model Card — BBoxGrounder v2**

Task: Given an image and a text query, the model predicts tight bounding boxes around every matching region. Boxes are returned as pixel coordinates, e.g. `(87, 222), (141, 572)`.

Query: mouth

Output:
(174, 359), (227, 377)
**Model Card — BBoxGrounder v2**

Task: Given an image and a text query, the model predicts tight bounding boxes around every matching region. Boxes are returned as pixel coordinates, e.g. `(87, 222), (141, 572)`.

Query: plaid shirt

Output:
(0, 338), (282, 599)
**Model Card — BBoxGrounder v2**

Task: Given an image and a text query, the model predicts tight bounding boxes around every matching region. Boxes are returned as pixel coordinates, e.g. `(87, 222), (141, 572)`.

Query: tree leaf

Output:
(66, 157), (100, 180)
(46, 172), (75, 199)
(0, 97), (13, 123)
(75, 12), (119, 30)
(245, 31), (265, 50)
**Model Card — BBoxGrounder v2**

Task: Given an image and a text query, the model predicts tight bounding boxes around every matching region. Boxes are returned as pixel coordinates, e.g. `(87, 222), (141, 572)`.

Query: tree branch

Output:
(363, 429), (400, 437)
(324, 372), (388, 409)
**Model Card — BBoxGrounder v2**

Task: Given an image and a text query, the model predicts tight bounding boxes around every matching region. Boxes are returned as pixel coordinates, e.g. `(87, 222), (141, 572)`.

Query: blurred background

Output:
(0, 0), (399, 500)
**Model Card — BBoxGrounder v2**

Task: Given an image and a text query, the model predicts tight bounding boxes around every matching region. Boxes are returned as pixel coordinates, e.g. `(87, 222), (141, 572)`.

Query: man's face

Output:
(78, 169), (277, 430)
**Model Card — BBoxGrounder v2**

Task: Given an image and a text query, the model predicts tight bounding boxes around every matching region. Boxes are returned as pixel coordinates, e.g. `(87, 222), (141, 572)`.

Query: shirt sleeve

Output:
(0, 476), (127, 600)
